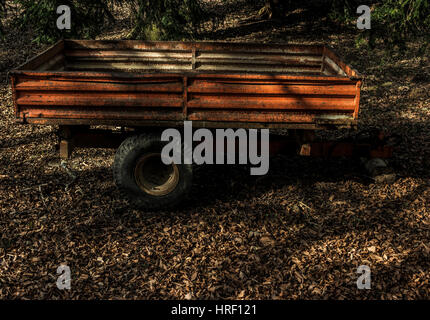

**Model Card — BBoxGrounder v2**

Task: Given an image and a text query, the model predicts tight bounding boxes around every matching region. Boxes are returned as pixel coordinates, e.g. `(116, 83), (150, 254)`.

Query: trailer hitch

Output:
(298, 129), (394, 159)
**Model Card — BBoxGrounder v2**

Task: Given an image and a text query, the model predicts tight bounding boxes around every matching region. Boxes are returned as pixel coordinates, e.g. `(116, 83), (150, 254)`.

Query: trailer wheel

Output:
(113, 133), (192, 210)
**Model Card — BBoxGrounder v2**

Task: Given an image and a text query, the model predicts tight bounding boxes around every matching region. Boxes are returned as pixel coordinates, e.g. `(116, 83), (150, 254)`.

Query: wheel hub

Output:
(134, 153), (179, 196)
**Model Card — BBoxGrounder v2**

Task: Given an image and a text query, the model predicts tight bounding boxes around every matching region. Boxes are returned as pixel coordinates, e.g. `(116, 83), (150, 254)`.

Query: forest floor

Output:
(0, 1), (429, 299)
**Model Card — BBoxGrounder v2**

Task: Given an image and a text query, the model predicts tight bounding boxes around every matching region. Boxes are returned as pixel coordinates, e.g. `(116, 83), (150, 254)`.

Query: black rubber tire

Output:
(113, 133), (192, 210)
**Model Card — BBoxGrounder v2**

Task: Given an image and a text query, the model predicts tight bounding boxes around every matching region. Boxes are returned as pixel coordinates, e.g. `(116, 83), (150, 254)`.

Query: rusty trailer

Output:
(10, 40), (363, 129)
(9, 40), (393, 209)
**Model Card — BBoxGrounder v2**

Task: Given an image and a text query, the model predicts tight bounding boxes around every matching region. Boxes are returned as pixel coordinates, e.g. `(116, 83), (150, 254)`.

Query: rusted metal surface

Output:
(298, 128), (394, 159)
(15, 41), (65, 71)
(10, 40), (362, 129)
(299, 142), (393, 158)
(59, 126), (392, 160)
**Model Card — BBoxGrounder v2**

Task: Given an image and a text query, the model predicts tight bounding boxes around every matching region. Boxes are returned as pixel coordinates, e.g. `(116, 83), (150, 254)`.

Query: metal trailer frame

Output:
(9, 40), (391, 161)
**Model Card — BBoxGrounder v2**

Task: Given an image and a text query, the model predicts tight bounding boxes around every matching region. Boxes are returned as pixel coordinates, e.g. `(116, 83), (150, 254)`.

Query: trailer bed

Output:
(10, 40), (362, 130)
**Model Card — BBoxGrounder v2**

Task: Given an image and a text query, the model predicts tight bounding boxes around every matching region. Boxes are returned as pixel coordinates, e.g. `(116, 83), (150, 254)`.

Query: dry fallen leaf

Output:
(260, 236), (275, 247)
(0, 2), (429, 301)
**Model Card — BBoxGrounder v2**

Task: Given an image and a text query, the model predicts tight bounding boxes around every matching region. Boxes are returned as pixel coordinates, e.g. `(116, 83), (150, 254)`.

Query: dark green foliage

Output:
(329, 0), (429, 37)
(6, 0), (204, 42)
(373, 0), (429, 37)
(13, 0), (114, 43)
(326, 0), (429, 50)
(128, 0), (205, 40)
(1, 0), (428, 44)
(328, 0), (369, 23)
